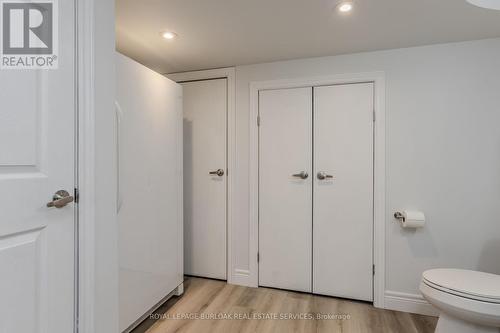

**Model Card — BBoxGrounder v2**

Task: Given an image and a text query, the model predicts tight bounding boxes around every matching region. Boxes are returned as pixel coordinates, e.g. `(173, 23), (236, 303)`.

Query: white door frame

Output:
(77, 1), (96, 332)
(77, 0), (117, 332)
(168, 68), (236, 284)
(249, 72), (386, 308)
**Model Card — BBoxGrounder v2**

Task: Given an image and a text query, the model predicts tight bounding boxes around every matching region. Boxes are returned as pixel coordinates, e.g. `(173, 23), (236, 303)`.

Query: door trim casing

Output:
(77, 0), (118, 331)
(249, 72), (386, 308)
(76, 0), (96, 332)
(168, 68), (236, 284)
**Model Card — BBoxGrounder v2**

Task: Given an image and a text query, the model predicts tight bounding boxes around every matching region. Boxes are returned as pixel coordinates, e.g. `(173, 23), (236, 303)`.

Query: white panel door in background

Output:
(0, 1), (76, 332)
(183, 79), (227, 280)
(259, 87), (312, 292)
(313, 83), (374, 301)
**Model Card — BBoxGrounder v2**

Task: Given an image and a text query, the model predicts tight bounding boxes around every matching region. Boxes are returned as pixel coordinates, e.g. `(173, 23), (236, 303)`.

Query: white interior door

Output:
(259, 87), (312, 292)
(313, 83), (374, 301)
(0, 1), (76, 332)
(183, 79), (227, 280)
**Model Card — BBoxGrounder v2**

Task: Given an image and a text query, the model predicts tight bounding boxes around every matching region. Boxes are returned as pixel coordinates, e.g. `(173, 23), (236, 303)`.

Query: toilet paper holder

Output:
(393, 210), (426, 228)
(394, 211), (406, 222)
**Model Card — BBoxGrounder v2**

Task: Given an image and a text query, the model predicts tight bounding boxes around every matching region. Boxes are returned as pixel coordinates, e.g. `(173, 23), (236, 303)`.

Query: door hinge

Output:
(373, 264), (375, 275)
(74, 188), (79, 204)
(257, 252), (260, 263)
(373, 110), (376, 122)
(257, 115), (261, 127)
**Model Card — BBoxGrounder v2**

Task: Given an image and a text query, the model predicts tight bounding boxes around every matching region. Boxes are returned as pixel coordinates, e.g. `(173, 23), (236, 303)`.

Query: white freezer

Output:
(116, 52), (183, 332)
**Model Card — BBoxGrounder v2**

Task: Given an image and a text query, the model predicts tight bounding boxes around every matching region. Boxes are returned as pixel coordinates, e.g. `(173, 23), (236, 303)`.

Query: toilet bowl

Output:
(420, 269), (500, 333)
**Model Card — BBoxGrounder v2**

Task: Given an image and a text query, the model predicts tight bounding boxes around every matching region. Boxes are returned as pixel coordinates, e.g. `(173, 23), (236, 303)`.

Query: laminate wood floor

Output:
(132, 277), (437, 333)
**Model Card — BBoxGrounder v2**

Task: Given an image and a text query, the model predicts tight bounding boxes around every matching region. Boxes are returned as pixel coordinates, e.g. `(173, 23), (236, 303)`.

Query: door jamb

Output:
(249, 72), (386, 308)
(168, 68), (236, 284)
(76, 0), (97, 331)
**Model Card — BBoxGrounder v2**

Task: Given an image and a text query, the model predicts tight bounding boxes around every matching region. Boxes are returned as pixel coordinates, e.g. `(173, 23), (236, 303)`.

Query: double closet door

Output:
(258, 83), (374, 301)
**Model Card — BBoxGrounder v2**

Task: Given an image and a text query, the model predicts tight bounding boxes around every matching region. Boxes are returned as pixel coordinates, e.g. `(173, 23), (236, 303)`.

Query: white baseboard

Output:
(230, 269), (253, 286)
(230, 273), (438, 317)
(384, 291), (439, 317)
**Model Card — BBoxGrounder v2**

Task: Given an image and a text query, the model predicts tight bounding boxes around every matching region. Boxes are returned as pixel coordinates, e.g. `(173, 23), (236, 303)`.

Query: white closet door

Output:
(259, 87), (312, 292)
(313, 83), (374, 301)
(183, 79), (227, 280)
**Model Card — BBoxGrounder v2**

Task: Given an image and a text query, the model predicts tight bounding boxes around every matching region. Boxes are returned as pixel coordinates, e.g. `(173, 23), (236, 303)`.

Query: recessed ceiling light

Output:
(337, 1), (354, 13)
(161, 31), (178, 40)
(466, 0), (500, 10)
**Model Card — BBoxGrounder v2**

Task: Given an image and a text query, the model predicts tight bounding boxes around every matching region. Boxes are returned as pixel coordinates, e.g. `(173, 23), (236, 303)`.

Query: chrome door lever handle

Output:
(292, 171), (308, 180)
(47, 190), (74, 208)
(317, 171), (334, 180)
(209, 169), (225, 177)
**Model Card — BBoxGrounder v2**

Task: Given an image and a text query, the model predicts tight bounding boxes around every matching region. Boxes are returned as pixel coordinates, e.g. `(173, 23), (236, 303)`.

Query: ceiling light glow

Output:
(161, 31), (178, 40)
(337, 2), (353, 13)
(466, 0), (500, 10)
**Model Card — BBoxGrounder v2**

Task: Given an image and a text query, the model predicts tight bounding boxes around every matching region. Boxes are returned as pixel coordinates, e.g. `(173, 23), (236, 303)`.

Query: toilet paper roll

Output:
(402, 211), (425, 228)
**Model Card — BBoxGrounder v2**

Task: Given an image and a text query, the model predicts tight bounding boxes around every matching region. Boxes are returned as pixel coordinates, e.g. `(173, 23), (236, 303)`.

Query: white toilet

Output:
(420, 269), (500, 333)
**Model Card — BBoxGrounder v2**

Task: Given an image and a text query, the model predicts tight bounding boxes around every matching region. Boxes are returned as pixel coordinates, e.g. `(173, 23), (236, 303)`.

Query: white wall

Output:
(230, 38), (500, 307)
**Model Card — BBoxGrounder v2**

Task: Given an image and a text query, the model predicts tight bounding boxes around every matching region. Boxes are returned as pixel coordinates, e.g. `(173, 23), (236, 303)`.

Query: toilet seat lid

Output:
(423, 269), (500, 302)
